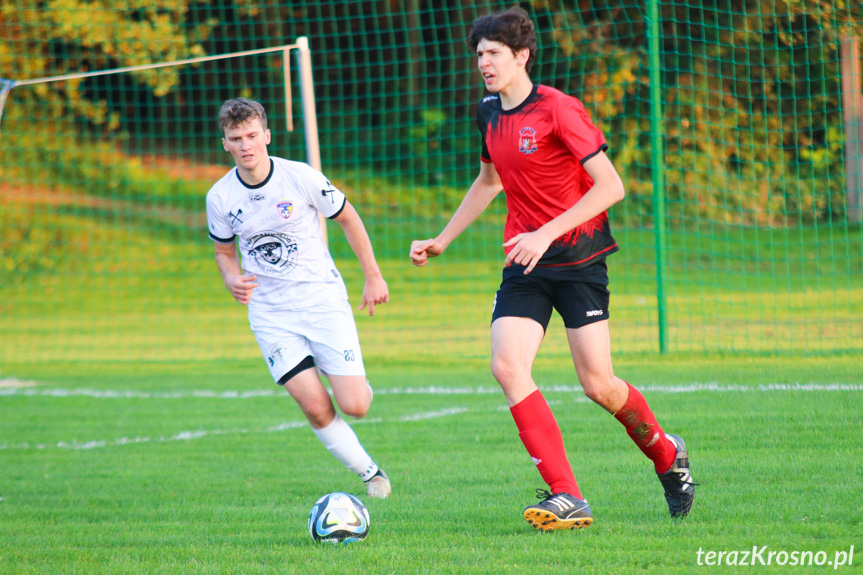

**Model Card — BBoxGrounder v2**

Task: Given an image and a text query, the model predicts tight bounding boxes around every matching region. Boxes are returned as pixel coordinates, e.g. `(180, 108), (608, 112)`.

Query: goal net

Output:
(1, 1), (860, 366)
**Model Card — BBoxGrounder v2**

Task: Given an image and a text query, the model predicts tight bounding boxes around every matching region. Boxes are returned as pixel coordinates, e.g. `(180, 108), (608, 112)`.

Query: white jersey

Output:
(206, 157), (349, 311)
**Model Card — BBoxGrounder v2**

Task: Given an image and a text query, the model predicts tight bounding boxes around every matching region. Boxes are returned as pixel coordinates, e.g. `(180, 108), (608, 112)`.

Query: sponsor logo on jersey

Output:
(519, 127), (538, 154)
(249, 193), (266, 202)
(246, 231), (299, 276)
(321, 181), (338, 204)
(482, 94), (499, 103)
(277, 200), (293, 219)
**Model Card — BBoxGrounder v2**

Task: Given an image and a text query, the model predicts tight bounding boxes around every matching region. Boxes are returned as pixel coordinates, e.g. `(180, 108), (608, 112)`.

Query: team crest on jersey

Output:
(519, 127), (538, 154)
(277, 200), (293, 219)
(246, 231), (299, 276)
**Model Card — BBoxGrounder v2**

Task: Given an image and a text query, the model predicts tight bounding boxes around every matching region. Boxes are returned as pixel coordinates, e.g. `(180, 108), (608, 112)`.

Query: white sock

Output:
(313, 414), (379, 482)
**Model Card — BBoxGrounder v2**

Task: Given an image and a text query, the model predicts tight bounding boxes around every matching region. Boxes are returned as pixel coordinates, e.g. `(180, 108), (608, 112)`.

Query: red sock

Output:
(614, 382), (676, 473)
(510, 390), (582, 498)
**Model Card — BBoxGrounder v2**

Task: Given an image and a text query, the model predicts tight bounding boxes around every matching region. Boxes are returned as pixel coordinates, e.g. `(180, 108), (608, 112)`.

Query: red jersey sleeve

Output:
(554, 96), (608, 164)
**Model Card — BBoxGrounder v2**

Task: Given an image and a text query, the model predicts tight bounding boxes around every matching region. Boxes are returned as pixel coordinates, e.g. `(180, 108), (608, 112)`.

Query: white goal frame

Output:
(0, 36), (328, 241)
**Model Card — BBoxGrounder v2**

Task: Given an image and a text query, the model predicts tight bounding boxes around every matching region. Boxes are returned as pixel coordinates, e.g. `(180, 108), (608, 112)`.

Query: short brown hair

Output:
(218, 97), (268, 134)
(466, 6), (538, 74)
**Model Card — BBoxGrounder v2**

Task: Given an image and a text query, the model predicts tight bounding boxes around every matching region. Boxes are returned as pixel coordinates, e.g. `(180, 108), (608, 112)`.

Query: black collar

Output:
(235, 158), (274, 189)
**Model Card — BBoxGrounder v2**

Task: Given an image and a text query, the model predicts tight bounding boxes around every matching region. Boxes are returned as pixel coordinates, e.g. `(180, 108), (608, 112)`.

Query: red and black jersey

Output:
(477, 84), (619, 267)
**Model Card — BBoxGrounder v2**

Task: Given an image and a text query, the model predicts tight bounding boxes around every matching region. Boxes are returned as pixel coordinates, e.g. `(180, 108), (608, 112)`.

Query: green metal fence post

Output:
(647, 0), (669, 353)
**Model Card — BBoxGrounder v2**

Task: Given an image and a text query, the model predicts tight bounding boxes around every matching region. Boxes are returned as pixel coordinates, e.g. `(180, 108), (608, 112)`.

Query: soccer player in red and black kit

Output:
(410, 7), (696, 530)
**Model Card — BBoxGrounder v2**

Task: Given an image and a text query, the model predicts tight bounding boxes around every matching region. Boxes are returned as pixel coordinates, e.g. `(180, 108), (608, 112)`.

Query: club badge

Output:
(277, 200), (293, 219)
(246, 231), (299, 276)
(519, 127), (538, 154)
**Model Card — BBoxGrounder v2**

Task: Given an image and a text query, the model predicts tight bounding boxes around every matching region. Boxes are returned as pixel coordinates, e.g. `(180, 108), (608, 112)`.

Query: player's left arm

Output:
(333, 200), (389, 316)
(504, 151), (625, 274)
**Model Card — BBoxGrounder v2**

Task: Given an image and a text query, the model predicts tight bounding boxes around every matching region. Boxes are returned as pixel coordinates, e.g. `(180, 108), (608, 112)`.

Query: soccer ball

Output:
(308, 492), (370, 544)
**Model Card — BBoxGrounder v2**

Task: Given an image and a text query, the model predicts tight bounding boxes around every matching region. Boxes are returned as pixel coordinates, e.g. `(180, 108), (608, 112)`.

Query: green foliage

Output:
(407, 108), (450, 185)
(526, 0), (861, 226)
(0, 208), (72, 277)
(2, 0), (859, 224)
(3, 114), (213, 207)
(0, 0), (217, 123)
(1, 0), (861, 359)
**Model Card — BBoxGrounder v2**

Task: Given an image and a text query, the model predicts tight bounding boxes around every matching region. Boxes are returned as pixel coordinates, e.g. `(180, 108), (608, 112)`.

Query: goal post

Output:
(2, 42), (300, 132)
(0, 37), (329, 241)
(2, 2), (859, 363)
(295, 36), (328, 246)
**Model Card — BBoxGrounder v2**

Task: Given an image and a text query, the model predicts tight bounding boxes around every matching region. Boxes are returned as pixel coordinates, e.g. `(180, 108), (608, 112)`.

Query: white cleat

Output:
(365, 469), (391, 499)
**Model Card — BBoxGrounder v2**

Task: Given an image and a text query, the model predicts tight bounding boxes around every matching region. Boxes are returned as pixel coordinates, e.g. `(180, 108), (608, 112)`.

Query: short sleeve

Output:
(206, 188), (235, 244)
(480, 136), (491, 163)
(300, 165), (347, 219)
(555, 96), (608, 165)
(476, 106), (492, 163)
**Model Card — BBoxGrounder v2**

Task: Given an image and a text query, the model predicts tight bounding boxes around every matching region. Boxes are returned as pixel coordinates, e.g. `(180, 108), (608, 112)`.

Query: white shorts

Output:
(249, 299), (366, 383)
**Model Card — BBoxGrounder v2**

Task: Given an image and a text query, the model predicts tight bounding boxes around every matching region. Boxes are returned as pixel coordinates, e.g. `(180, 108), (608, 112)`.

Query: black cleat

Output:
(523, 489), (593, 531)
(658, 434), (697, 518)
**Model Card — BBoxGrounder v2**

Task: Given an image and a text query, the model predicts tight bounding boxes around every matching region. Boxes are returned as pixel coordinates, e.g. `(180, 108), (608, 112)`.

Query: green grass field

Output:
(1, 355), (861, 574)
(2, 157), (861, 573)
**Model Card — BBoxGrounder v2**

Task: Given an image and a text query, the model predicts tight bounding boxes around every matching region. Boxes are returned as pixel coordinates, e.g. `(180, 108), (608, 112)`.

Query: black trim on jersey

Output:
(278, 355), (315, 385)
(477, 84), (542, 161)
(537, 242), (619, 268)
(327, 197), (347, 220)
(235, 158), (275, 189)
(498, 83), (539, 116)
(476, 94), (500, 161)
(209, 232), (236, 244)
(476, 84), (619, 268)
(580, 143), (609, 165)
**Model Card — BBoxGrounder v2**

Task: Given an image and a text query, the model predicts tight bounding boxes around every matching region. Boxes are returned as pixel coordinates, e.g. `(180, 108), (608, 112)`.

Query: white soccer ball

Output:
(308, 492), (370, 544)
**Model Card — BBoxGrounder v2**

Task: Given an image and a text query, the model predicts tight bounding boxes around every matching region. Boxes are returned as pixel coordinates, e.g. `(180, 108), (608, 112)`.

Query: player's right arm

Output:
(410, 161), (503, 267)
(213, 241), (259, 305)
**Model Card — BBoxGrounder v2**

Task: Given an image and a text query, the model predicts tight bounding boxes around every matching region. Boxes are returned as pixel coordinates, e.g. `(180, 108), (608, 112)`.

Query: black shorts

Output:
(491, 259), (610, 330)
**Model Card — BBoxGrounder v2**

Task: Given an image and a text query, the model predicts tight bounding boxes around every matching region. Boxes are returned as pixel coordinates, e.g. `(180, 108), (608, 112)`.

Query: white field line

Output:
(0, 378), (38, 388)
(398, 407), (468, 421)
(2, 380), (861, 452)
(2, 382), (861, 399)
(0, 409), (463, 452)
(0, 421), (306, 452)
(0, 387), (279, 398)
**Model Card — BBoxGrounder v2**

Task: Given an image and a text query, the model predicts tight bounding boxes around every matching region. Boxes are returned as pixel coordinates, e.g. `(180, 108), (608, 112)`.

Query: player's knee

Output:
(338, 399), (370, 420)
(583, 387), (613, 408)
(330, 377), (372, 419)
(299, 397), (336, 427)
(490, 356), (526, 385)
(335, 391), (371, 420)
(581, 376), (619, 409)
(489, 356), (507, 383)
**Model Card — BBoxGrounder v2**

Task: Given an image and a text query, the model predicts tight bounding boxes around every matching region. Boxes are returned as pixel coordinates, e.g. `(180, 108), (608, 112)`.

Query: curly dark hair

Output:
(218, 97), (268, 134)
(466, 6), (537, 74)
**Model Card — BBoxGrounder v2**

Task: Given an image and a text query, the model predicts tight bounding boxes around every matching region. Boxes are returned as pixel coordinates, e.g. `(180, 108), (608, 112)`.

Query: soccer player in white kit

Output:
(206, 98), (391, 498)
